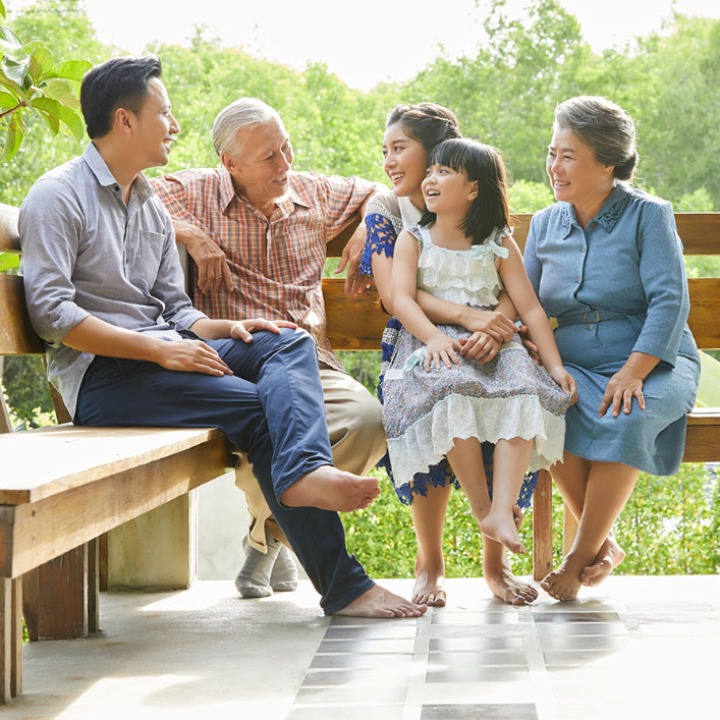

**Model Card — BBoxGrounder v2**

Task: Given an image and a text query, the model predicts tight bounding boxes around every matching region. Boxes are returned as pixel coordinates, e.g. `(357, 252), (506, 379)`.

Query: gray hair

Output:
(212, 98), (283, 157)
(553, 96), (638, 181)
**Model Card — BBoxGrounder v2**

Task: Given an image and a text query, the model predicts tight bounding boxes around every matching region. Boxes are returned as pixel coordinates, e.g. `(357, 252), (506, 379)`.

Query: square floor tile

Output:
(420, 703), (537, 719)
(429, 635), (525, 652)
(426, 665), (531, 683)
(286, 706), (405, 720)
(428, 650), (528, 667)
(318, 637), (415, 653)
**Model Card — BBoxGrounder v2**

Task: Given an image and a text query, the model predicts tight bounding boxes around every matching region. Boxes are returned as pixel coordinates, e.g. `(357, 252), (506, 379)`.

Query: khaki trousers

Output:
(235, 366), (387, 552)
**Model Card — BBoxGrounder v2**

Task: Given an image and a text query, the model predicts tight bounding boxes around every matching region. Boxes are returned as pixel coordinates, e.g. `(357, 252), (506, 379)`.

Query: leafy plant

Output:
(0, 0), (90, 161)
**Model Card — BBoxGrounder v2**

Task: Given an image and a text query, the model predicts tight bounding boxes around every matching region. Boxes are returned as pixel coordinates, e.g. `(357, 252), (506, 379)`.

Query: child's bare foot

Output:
(481, 510), (526, 554)
(540, 553), (587, 601)
(280, 466), (380, 512)
(580, 536), (625, 586)
(333, 584), (428, 618)
(484, 552), (538, 606)
(412, 571), (446, 607)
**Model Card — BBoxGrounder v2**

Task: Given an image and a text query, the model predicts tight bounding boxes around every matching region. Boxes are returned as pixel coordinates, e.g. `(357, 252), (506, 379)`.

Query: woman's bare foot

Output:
(481, 509), (526, 554)
(483, 551), (538, 606)
(280, 465), (380, 512)
(580, 536), (625, 586)
(332, 584), (428, 618)
(412, 571), (446, 607)
(540, 553), (587, 601)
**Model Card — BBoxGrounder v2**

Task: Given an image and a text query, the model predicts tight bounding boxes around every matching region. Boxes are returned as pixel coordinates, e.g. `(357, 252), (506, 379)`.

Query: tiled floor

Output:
(6, 575), (720, 719)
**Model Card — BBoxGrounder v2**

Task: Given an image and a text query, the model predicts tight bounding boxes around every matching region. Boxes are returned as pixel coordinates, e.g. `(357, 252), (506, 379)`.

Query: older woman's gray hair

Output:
(554, 96), (638, 181)
(212, 98), (284, 157)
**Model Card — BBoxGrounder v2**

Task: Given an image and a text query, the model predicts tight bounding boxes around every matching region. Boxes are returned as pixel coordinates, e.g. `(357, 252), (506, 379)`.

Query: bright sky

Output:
(9, 0), (720, 90)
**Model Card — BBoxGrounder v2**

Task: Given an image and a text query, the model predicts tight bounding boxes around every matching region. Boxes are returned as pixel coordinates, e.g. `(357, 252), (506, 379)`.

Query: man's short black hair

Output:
(80, 56), (163, 139)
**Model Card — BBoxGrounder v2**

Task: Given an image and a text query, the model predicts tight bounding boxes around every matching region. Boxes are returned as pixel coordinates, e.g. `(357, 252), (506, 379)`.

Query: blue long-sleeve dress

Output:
(524, 183), (700, 475)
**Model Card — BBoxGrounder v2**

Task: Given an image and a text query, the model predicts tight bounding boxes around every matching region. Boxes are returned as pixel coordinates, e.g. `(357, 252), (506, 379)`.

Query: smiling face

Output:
(546, 127), (615, 213)
(382, 122), (428, 209)
(422, 162), (478, 216)
(221, 117), (294, 215)
(132, 77), (179, 169)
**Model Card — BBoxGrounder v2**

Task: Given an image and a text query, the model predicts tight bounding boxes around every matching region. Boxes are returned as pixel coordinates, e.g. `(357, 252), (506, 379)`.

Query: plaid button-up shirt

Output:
(152, 166), (375, 371)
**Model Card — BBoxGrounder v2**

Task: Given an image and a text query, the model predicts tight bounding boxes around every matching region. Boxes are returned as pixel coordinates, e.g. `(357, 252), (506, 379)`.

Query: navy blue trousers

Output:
(75, 328), (374, 613)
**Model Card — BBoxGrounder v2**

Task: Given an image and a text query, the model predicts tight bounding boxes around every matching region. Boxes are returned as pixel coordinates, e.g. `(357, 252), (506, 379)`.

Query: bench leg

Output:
(1, 577), (22, 704)
(532, 469), (554, 581)
(23, 544), (92, 640)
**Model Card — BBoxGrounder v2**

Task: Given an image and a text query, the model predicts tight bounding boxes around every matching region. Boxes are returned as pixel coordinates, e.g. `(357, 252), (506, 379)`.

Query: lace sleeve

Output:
(360, 194), (403, 277)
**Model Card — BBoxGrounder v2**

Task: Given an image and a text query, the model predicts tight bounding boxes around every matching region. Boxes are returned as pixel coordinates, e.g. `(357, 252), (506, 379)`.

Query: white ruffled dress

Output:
(382, 224), (571, 493)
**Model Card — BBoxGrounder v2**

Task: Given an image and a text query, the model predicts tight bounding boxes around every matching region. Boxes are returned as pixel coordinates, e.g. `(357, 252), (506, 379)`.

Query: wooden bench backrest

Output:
(325, 212), (720, 352)
(2, 204), (719, 356)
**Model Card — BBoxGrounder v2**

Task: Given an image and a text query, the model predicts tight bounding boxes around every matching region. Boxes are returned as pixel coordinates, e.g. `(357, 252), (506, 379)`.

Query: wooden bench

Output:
(325, 211), (720, 578)
(0, 203), (234, 703)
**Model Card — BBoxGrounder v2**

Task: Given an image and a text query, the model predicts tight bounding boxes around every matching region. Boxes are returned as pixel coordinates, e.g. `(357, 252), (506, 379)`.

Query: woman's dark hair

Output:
(554, 95), (638, 181)
(80, 56), (163, 139)
(386, 102), (461, 151)
(420, 138), (510, 245)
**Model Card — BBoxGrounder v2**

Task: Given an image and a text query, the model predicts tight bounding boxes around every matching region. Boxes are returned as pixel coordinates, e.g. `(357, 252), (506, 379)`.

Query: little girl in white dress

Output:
(383, 138), (577, 554)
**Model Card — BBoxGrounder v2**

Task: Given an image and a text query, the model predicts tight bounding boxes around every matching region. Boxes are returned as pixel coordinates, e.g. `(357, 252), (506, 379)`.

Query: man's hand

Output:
(230, 318), (298, 343)
(158, 339), (233, 375)
(179, 222), (233, 295)
(335, 223), (369, 295)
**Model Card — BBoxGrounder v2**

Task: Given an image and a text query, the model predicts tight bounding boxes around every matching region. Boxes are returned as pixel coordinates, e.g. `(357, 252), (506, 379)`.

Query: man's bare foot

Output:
(280, 466), (380, 512)
(484, 552), (538, 606)
(580, 536), (625, 586)
(540, 553), (587, 601)
(412, 571), (446, 607)
(333, 584), (428, 618)
(481, 510), (526, 554)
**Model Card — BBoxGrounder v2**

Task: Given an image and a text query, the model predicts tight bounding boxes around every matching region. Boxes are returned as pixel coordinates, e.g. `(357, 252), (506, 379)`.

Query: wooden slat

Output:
(325, 213), (720, 258)
(0, 275), (43, 355)
(688, 277), (720, 349)
(0, 425), (230, 505)
(324, 278), (388, 350)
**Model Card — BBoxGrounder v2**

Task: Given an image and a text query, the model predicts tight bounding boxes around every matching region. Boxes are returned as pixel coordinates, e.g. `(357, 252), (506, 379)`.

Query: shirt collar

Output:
(218, 166), (311, 216)
(81, 142), (154, 203)
(558, 182), (632, 237)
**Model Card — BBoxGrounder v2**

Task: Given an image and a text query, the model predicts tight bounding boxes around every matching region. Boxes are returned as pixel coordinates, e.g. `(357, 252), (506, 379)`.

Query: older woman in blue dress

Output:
(524, 96), (701, 601)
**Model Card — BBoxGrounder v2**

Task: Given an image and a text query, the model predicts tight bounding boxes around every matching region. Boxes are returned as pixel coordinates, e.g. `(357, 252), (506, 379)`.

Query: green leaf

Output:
(0, 251), (20, 273)
(51, 59), (93, 82)
(29, 96), (84, 140)
(26, 44), (54, 84)
(0, 89), (18, 110)
(2, 55), (30, 87)
(1, 113), (24, 162)
(0, 0), (5, 21)
(38, 78), (79, 108)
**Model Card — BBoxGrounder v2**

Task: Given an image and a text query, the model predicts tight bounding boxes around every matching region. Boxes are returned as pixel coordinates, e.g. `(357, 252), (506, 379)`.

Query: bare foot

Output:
(580, 536), (625, 586)
(280, 465), (380, 512)
(333, 584), (428, 618)
(484, 552), (538, 606)
(540, 553), (587, 601)
(481, 509), (526, 554)
(412, 571), (446, 607)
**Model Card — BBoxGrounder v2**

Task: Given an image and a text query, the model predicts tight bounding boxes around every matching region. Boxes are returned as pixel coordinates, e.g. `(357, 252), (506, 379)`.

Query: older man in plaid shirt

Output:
(152, 98), (387, 600)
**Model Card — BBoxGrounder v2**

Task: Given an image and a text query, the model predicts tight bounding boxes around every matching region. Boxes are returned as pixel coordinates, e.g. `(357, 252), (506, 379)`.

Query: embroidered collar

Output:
(558, 183), (632, 236)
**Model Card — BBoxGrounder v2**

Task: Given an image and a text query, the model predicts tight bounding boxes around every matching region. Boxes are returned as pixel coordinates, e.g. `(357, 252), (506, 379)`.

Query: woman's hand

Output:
(457, 331), (501, 364)
(549, 366), (578, 405)
(599, 369), (645, 417)
(425, 333), (460, 370)
(460, 307), (517, 342)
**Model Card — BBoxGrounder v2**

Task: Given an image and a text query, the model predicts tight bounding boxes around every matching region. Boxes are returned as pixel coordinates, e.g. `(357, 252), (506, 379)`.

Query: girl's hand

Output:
(457, 332), (501, 364)
(549, 366), (578, 404)
(599, 369), (645, 417)
(424, 333), (460, 370)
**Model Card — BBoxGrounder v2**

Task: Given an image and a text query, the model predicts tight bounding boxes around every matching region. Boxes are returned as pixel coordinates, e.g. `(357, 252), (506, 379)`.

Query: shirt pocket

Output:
(126, 230), (165, 292)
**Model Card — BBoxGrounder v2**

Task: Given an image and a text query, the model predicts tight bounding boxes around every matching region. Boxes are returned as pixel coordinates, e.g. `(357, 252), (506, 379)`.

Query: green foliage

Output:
(0, 0), (91, 162)
(2, 355), (54, 427)
(343, 463), (719, 578)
